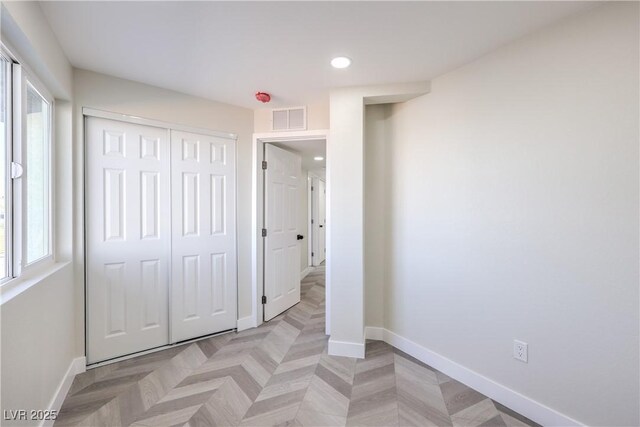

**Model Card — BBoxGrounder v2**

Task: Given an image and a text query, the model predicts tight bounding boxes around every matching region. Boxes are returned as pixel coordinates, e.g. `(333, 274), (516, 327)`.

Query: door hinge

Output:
(311, 186), (314, 191)
(262, 160), (268, 170)
(262, 228), (267, 237)
(311, 219), (314, 224)
(262, 295), (267, 304)
(311, 251), (314, 257)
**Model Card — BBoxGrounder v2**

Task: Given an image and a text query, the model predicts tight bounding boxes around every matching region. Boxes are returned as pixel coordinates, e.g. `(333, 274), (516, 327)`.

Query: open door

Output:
(311, 177), (327, 267)
(264, 144), (301, 321)
(318, 179), (326, 264)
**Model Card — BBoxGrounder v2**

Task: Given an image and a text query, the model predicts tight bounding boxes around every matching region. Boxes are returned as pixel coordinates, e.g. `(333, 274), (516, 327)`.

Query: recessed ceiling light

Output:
(314, 156), (324, 161)
(331, 56), (351, 69)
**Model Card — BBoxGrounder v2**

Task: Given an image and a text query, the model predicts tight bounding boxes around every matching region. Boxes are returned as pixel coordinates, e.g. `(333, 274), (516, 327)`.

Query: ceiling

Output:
(270, 139), (326, 172)
(40, 1), (596, 109)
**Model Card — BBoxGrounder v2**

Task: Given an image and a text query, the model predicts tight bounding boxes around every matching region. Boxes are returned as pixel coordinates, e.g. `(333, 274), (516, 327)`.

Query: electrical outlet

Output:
(513, 340), (528, 363)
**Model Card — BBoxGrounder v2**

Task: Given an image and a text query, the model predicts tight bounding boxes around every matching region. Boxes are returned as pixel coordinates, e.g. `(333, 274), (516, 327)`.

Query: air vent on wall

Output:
(271, 106), (307, 131)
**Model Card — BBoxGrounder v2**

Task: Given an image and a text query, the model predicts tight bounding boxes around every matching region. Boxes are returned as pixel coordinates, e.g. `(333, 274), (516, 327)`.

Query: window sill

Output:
(0, 261), (72, 305)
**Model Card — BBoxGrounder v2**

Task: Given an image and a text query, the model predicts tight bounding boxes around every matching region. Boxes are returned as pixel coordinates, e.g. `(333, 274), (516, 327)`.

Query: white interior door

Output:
(310, 177), (326, 267)
(318, 179), (326, 263)
(264, 144), (301, 321)
(86, 117), (171, 364)
(170, 130), (237, 342)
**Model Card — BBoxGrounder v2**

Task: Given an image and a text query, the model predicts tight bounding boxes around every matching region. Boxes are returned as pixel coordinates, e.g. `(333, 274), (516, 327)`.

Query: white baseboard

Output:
(237, 315), (256, 332)
(301, 266), (314, 279)
(366, 327), (584, 427)
(328, 338), (365, 359)
(42, 357), (86, 427)
(364, 326), (384, 341)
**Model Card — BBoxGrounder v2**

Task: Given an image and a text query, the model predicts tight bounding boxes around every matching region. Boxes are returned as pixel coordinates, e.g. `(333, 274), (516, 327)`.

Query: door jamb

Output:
(251, 130), (330, 333)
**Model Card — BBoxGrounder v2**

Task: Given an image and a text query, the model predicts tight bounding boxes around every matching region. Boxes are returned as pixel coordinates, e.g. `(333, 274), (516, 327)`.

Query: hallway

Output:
(56, 267), (537, 426)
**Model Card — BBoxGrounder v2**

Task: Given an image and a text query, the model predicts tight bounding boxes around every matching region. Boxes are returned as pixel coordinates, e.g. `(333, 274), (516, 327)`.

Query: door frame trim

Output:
(83, 107), (238, 141)
(251, 130), (330, 333)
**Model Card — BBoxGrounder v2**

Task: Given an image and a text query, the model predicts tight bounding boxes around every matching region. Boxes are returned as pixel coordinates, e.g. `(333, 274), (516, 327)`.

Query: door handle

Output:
(297, 234), (304, 240)
(319, 225), (323, 228)
(10, 162), (23, 179)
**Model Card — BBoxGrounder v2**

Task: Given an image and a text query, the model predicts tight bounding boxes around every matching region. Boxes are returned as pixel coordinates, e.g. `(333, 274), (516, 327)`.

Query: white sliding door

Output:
(264, 144), (301, 321)
(86, 117), (171, 364)
(170, 130), (237, 342)
(86, 114), (238, 363)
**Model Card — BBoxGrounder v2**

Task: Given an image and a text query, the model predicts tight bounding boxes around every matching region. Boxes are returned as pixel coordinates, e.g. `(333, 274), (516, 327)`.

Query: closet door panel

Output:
(86, 117), (171, 364)
(170, 130), (237, 342)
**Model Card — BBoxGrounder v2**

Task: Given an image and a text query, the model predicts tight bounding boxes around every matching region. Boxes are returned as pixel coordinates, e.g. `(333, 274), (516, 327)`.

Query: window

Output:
(25, 83), (51, 264)
(1, 53), (11, 280)
(0, 45), (54, 283)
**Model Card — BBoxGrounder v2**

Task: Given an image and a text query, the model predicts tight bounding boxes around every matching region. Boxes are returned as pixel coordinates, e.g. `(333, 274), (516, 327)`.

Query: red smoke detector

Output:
(255, 92), (271, 103)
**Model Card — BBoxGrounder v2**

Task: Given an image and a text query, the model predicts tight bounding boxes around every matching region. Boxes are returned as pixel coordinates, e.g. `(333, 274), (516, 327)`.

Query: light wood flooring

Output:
(56, 267), (539, 426)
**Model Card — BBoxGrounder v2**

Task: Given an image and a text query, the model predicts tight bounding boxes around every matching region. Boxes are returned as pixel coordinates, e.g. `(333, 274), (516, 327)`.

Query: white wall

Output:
(0, 4), (76, 425)
(1, 265), (76, 426)
(375, 3), (639, 425)
(72, 69), (255, 353)
(0, 2), (72, 99)
(309, 169), (325, 181)
(328, 82), (429, 358)
(364, 104), (391, 328)
(328, 89), (367, 356)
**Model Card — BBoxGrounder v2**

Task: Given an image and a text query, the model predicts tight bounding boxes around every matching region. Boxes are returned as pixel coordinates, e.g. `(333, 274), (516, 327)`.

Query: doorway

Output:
(251, 130), (330, 331)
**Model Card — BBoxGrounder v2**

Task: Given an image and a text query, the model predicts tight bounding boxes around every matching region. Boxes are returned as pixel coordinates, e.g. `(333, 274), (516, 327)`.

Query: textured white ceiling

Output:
(40, 1), (597, 109)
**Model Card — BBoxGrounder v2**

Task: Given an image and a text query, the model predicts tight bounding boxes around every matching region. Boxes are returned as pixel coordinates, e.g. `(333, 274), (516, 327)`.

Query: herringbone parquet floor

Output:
(56, 267), (539, 427)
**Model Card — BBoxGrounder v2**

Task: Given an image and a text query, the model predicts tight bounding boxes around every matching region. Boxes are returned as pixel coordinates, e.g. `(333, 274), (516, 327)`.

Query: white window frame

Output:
(0, 43), (55, 283)
(0, 48), (13, 284)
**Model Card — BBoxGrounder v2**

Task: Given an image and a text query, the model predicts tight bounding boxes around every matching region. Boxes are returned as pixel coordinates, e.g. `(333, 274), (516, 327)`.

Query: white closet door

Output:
(264, 144), (301, 321)
(86, 117), (171, 364)
(170, 130), (237, 342)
